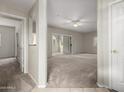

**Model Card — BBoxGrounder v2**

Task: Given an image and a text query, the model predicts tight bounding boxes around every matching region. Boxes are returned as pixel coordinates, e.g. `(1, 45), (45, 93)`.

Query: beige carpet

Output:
(47, 54), (97, 88)
(0, 58), (36, 92)
(32, 88), (109, 92)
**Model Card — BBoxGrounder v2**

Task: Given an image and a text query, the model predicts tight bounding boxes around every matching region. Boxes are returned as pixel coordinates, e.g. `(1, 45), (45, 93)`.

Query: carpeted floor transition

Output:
(47, 54), (97, 88)
(0, 58), (36, 92)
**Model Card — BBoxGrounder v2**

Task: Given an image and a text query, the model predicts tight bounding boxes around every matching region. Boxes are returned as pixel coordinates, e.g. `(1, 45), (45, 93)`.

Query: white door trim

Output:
(108, 0), (124, 89)
(0, 12), (28, 73)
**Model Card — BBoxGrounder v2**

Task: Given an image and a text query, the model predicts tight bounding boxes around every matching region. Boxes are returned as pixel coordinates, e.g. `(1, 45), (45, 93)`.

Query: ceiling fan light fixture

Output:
(73, 24), (79, 27)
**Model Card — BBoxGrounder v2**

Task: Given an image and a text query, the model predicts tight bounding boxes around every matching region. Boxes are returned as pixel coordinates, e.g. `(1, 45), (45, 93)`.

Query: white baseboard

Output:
(97, 82), (104, 87)
(28, 73), (48, 88)
(28, 73), (38, 85)
(97, 82), (109, 89)
(37, 83), (48, 88)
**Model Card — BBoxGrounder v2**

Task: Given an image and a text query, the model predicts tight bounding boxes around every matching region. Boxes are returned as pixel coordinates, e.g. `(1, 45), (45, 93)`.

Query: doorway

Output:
(0, 15), (28, 73)
(52, 34), (72, 56)
(47, 0), (97, 88)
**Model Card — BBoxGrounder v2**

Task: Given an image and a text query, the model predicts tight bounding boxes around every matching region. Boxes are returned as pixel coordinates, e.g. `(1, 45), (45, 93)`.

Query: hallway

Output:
(47, 54), (97, 88)
(0, 58), (35, 92)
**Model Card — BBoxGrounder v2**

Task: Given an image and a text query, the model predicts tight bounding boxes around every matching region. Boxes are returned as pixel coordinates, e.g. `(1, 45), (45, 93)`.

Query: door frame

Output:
(0, 12), (28, 73)
(108, 0), (123, 89)
(51, 33), (72, 56)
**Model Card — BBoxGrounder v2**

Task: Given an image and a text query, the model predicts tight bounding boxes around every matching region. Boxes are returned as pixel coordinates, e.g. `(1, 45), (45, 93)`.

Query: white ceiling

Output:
(0, 0), (97, 32)
(47, 0), (97, 32)
(0, 0), (36, 15)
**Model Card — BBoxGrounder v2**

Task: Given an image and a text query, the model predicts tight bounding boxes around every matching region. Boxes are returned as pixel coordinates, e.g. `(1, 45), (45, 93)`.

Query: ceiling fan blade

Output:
(80, 19), (96, 23)
(57, 14), (72, 21)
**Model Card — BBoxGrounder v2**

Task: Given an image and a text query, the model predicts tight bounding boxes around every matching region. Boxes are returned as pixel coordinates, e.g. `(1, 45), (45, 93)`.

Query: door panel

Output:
(111, 1), (124, 91)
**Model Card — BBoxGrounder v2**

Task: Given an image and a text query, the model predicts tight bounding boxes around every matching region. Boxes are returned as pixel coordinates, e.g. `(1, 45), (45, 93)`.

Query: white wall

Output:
(28, 1), (39, 84)
(0, 26), (15, 58)
(28, 46), (38, 83)
(48, 26), (84, 57)
(28, 0), (48, 87)
(48, 26), (98, 57)
(0, 3), (27, 17)
(83, 31), (97, 54)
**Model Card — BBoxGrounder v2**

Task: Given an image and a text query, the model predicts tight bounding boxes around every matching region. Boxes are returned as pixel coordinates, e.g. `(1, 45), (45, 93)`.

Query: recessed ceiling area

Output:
(47, 0), (97, 32)
(0, 0), (36, 16)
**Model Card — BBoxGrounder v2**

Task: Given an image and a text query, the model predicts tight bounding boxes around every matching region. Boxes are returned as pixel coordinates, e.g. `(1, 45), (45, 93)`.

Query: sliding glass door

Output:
(63, 36), (72, 54)
(52, 34), (72, 56)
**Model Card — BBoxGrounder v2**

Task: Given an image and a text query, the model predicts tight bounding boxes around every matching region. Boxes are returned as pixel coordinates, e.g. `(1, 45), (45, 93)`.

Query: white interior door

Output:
(111, 1), (124, 92)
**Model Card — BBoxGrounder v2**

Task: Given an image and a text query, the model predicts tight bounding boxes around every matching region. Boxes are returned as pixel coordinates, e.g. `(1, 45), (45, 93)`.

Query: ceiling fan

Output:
(57, 14), (95, 27)
(66, 19), (83, 27)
